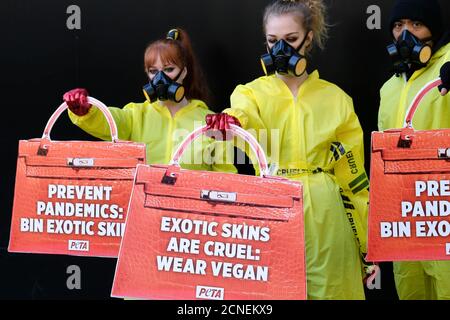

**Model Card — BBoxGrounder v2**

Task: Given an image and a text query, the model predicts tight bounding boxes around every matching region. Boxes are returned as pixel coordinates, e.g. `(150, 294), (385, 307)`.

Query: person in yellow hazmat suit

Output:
(63, 28), (235, 172)
(378, 0), (450, 300)
(206, 0), (370, 300)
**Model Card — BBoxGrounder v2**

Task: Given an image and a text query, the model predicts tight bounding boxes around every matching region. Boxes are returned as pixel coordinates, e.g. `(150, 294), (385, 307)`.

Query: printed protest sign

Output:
(368, 127), (450, 262)
(9, 138), (145, 257)
(10, 182), (131, 257)
(368, 177), (450, 261)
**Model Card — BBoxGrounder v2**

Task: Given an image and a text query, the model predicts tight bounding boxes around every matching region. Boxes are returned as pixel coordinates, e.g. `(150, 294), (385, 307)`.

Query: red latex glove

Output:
(63, 88), (91, 116)
(205, 113), (241, 141)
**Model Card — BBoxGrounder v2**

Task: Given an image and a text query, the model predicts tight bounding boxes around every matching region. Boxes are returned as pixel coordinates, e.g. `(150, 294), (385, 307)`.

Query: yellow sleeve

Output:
(224, 85), (266, 132)
(223, 85), (269, 176)
(68, 103), (134, 141)
(336, 97), (366, 164)
(333, 96), (369, 260)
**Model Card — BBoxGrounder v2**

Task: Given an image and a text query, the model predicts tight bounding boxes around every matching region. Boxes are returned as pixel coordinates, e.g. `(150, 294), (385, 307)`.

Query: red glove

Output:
(205, 113), (241, 141)
(63, 88), (91, 116)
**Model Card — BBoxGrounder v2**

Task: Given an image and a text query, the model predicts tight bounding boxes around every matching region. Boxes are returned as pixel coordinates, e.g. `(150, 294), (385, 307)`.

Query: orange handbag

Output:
(111, 125), (306, 300)
(368, 79), (450, 262)
(9, 98), (146, 258)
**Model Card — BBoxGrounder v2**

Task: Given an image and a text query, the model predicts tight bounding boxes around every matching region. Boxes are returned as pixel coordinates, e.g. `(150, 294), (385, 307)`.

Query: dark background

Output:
(0, 0), (449, 300)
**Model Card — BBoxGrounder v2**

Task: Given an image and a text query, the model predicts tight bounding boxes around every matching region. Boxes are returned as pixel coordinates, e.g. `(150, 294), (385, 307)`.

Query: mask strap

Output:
(397, 30), (431, 45)
(421, 36), (434, 46)
(296, 30), (311, 53)
(173, 69), (184, 82)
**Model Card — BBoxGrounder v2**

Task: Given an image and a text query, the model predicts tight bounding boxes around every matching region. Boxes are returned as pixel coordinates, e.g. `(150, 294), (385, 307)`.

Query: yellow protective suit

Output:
(224, 71), (369, 300)
(379, 42), (450, 300)
(69, 99), (236, 173)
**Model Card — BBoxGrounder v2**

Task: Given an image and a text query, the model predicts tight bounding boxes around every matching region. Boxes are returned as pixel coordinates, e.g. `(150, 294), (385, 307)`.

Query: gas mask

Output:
(260, 36), (308, 77)
(387, 30), (432, 75)
(143, 70), (185, 103)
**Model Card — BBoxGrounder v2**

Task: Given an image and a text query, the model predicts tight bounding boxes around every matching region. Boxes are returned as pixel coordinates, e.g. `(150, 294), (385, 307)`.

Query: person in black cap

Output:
(378, 0), (450, 300)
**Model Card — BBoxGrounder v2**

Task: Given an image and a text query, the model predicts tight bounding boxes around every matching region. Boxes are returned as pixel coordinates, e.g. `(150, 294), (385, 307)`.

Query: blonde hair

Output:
(263, 0), (329, 52)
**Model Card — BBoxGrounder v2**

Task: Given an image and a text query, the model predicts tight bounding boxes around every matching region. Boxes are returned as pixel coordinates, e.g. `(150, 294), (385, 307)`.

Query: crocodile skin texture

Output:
(112, 164), (306, 300)
(368, 130), (450, 262)
(8, 139), (146, 258)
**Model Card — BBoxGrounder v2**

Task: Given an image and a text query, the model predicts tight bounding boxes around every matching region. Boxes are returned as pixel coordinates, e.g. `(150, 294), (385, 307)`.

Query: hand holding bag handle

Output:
(38, 97), (119, 155)
(168, 124), (270, 178)
(398, 78), (443, 148)
(42, 97), (119, 142)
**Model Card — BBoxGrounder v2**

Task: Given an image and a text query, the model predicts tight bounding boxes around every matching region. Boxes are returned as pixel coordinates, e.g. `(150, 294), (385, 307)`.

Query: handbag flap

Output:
(135, 165), (302, 222)
(144, 184), (294, 208)
(18, 140), (145, 179)
(19, 139), (146, 160)
(373, 130), (450, 161)
(25, 166), (136, 180)
(26, 156), (140, 168)
(373, 130), (450, 174)
(372, 129), (450, 154)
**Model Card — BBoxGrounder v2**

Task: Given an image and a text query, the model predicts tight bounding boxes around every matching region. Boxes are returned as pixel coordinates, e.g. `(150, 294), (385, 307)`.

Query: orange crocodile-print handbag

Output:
(9, 97), (146, 258)
(368, 79), (450, 262)
(112, 125), (306, 300)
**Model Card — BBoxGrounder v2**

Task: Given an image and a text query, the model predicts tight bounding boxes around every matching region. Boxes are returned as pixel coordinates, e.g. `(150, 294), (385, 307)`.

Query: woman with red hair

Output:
(64, 28), (234, 172)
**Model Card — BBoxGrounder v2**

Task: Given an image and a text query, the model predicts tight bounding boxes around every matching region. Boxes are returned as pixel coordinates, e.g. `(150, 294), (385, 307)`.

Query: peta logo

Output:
(196, 286), (224, 300)
(68, 240), (89, 252)
(447, 243), (450, 255)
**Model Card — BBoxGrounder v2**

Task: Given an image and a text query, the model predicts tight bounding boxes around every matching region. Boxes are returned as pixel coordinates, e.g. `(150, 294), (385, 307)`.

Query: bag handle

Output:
(404, 78), (443, 129)
(169, 125), (270, 177)
(41, 97), (119, 143)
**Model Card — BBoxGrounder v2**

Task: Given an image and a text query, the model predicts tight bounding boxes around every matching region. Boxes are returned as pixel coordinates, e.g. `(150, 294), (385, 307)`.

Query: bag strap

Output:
(404, 78), (443, 129)
(42, 97), (119, 142)
(169, 125), (270, 177)
(397, 79), (443, 148)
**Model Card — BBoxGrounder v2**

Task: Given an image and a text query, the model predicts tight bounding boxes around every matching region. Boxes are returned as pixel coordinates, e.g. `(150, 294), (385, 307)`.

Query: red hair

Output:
(144, 28), (210, 104)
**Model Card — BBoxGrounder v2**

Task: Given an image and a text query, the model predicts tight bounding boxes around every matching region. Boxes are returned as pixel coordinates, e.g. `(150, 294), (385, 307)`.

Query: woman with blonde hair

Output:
(207, 0), (369, 300)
